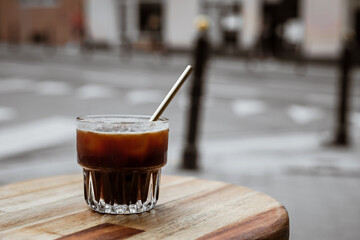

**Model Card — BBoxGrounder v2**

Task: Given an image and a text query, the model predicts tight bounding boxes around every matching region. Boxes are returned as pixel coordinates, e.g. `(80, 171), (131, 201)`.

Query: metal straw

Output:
(150, 65), (193, 121)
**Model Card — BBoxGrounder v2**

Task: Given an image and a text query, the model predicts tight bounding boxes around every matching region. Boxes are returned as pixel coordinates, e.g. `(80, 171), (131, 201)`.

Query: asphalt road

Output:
(0, 46), (360, 240)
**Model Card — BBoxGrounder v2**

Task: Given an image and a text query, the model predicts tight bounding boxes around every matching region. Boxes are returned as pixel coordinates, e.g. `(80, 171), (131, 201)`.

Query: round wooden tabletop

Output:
(0, 174), (289, 240)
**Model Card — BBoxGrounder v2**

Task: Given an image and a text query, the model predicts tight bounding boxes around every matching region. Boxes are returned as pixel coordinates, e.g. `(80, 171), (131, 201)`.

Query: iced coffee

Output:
(76, 115), (169, 214)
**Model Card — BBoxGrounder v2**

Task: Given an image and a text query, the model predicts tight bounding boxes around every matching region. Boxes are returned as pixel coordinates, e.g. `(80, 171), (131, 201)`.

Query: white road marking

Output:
(0, 116), (74, 160)
(125, 89), (164, 105)
(36, 81), (72, 95)
(231, 99), (266, 117)
(0, 106), (17, 122)
(287, 105), (323, 124)
(76, 84), (118, 99)
(0, 77), (34, 93)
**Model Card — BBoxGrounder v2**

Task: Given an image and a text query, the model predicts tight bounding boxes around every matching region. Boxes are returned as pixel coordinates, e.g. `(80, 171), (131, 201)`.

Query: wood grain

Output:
(57, 223), (144, 240)
(197, 207), (289, 240)
(0, 175), (289, 240)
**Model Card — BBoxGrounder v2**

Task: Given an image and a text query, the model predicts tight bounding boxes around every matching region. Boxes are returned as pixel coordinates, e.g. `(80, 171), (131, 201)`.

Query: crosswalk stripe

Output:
(125, 89), (164, 105)
(35, 81), (72, 95)
(231, 99), (266, 117)
(0, 116), (74, 160)
(287, 105), (323, 124)
(76, 84), (118, 99)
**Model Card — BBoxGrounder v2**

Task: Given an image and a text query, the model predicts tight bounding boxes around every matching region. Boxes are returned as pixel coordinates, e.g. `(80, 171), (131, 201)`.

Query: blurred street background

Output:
(1, 0), (360, 239)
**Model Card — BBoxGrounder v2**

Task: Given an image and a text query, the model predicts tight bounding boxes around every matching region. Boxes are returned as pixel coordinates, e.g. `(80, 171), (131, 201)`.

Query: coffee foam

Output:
(77, 122), (168, 134)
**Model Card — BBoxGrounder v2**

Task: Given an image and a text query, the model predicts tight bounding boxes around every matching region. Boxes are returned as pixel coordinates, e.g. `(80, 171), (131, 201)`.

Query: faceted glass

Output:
(76, 115), (169, 214)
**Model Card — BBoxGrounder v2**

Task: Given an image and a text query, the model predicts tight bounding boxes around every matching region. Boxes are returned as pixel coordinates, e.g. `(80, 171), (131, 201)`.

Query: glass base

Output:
(83, 168), (161, 214)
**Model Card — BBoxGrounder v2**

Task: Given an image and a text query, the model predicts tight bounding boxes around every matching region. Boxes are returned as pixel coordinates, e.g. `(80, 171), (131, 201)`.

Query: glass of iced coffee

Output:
(76, 115), (169, 214)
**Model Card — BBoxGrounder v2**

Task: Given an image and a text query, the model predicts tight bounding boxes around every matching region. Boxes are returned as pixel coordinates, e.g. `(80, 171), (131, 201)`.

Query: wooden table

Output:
(0, 175), (289, 240)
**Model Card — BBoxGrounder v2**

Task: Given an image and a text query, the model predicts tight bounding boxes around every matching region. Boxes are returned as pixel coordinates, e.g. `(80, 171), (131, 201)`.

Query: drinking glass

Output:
(76, 115), (169, 214)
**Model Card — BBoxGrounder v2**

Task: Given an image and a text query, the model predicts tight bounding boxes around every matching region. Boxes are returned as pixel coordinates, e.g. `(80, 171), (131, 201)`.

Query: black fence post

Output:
(333, 39), (354, 146)
(182, 22), (210, 170)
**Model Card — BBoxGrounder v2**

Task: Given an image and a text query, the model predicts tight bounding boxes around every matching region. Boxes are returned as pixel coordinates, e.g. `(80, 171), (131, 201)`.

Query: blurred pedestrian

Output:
(220, 3), (242, 54)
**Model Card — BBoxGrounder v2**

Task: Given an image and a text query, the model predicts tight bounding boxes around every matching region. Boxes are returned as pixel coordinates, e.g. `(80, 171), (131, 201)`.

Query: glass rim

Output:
(76, 114), (169, 124)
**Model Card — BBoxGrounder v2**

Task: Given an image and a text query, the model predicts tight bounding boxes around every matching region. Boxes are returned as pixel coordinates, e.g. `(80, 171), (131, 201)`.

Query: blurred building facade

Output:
(1, 0), (360, 60)
(0, 0), (84, 46)
(201, 0), (351, 59)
